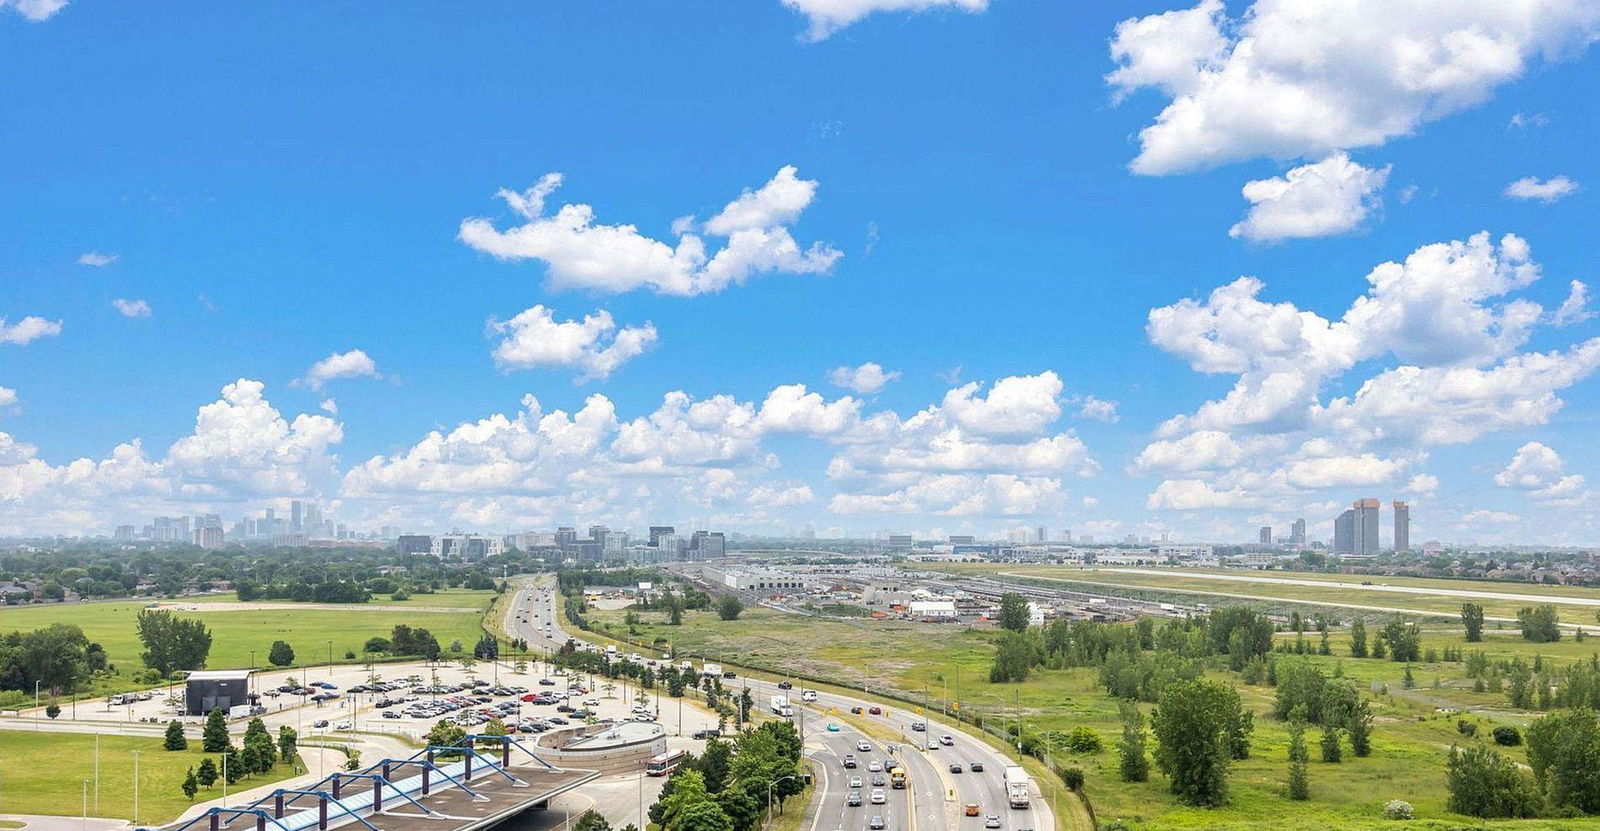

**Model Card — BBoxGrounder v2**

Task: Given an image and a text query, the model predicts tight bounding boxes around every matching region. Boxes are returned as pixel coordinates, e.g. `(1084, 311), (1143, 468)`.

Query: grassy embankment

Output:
(0, 731), (299, 823)
(585, 600), (1600, 830)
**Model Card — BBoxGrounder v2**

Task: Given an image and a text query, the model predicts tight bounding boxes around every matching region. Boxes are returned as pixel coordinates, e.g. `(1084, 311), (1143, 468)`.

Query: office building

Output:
(1290, 518), (1307, 547)
(1036, 525), (1048, 543)
(114, 525), (136, 542)
(1354, 498), (1380, 555)
(194, 526), (225, 549)
(291, 500), (303, 533)
(1258, 526), (1272, 545)
(949, 535), (976, 545)
(648, 526), (675, 547)
(1334, 509), (1355, 554)
(1393, 500), (1410, 553)
(555, 527), (578, 549)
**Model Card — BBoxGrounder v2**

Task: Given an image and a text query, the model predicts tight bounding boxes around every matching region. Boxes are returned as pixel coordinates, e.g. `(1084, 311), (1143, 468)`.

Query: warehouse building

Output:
(184, 669), (254, 716)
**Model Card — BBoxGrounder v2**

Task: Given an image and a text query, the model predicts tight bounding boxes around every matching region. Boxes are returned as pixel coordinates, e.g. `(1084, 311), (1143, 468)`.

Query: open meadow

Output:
(585, 599), (1600, 829)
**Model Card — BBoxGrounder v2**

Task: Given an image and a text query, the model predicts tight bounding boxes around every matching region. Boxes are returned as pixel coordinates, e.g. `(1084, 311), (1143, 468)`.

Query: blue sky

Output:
(3, 0), (1599, 544)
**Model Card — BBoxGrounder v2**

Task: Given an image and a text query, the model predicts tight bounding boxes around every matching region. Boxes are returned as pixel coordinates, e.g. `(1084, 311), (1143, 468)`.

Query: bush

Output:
(1058, 766), (1085, 791)
(1492, 726), (1522, 746)
(1383, 799), (1414, 820)
(1064, 726), (1103, 753)
(1457, 720), (1477, 737)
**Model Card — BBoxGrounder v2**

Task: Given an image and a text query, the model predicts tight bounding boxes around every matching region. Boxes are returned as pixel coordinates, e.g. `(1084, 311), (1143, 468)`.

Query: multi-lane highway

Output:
(506, 578), (1053, 831)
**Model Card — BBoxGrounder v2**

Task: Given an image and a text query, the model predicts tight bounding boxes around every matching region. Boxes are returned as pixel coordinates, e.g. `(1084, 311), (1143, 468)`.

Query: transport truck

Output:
(769, 694), (793, 717)
(1004, 765), (1031, 809)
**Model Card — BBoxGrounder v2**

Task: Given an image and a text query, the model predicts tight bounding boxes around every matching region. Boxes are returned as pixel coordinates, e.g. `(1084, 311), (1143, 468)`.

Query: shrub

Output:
(1457, 720), (1477, 737)
(1492, 726), (1522, 746)
(1058, 766), (1085, 791)
(1383, 799), (1414, 820)
(1065, 726), (1103, 753)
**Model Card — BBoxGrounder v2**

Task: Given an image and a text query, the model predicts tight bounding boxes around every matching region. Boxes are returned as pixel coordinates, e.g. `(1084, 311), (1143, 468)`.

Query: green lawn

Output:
(0, 731), (298, 823)
(0, 601), (488, 695)
(170, 588), (497, 610)
(584, 603), (1600, 829)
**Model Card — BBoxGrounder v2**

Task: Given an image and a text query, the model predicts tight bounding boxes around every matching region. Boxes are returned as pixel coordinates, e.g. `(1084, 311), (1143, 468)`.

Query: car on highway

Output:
(869, 817), (885, 830)
(910, 721), (926, 732)
(985, 815), (1002, 829)
(848, 776), (863, 789)
(964, 804), (981, 817)
(871, 774), (886, 786)
(826, 723), (840, 732)
(312, 719), (330, 728)
(850, 706), (863, 714)
(970, 761), (984, 772)
(868, 706), (882, 715)
(843, 755), (857, 768)
(777, 681), (793, 690)
(857, 740), (871, 752)
(949, 763), (963, 773)
(869, 789), (886, 805)
(868, 760), (882, 772)
(940, 734), (955, 746)
(846, 791), (862, 807)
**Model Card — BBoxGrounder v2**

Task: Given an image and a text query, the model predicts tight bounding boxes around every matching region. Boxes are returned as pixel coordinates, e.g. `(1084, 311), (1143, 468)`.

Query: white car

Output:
(868, 761), (882, 772)
(940, 734), (955, 746)
(584, 698), (600, 706)
(857, 740), (871, 752)
(334, 720), (353, 730)
(870, 789), (887, 805)
(848, 776), (863, 789)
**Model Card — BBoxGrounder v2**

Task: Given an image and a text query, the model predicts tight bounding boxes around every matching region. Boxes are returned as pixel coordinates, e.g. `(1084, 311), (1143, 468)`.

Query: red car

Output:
(868, 706), (882, 715)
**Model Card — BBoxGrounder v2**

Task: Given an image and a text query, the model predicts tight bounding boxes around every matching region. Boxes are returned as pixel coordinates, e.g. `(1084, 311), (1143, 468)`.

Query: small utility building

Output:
(184, 669), (253, 716)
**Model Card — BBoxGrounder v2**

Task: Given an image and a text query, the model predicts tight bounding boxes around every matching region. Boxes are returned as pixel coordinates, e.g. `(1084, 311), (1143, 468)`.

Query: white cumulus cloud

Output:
(111, 298), (152, 318)
(1228, 153), (1390, 242)
(828, 362), (901, 394)
(1504, 175), (1581, 203)
(1554, 280), (1596, 326)
(302, 349), (382, 391)
(2, 0), (66, 21)
(77, 251), (118, 267)
(1107, 0), (1600, 174)
(489, 305), (657, 383)
(459, 166), (841, 296)
(781, 0), (987, 41)
(0, 316), (63, 346)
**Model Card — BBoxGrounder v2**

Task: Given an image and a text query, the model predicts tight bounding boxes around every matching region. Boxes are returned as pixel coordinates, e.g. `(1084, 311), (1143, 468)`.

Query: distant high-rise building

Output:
(949, 535), (976, 545)
(1334, 509), (1355, 554)
(1036, 525), (1048, 543)
(1354, 498), (1380, 555)
(1393, 500), (1410, 553)
(1259, 526), (1272, 545)
(886, 534), (913, 548)
(194, 526), (225, 549)
(588, 525), (610, 548)
(291, 500), (304, 533)
(555, 527), (578, 549)
(114, 524), (136, 542)
(649, 526), (675, 547)
(1290, 518), (1307, 547)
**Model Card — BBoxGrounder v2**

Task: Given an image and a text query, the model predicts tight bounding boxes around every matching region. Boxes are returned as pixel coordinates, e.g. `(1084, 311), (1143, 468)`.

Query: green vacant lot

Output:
(172, 588), (497, 610)
(0, 731), (298, 823)
(0, 601), (488, 694)
(941, 564), (1600, 624)
(587, 602), (1600, 829)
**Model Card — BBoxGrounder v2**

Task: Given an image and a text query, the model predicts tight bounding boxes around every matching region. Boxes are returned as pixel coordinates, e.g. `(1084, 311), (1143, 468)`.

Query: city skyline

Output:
(2, 2), (1599, 545)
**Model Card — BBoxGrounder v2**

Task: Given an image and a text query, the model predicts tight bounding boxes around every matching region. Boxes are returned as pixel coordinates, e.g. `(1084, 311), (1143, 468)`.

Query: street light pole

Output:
(767, 774), (798, 827)
(132, 750), (141, 826)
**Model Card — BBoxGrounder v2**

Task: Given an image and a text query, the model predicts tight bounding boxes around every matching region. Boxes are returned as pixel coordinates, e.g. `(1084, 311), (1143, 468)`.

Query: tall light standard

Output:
(766, 774), (798, 827)
(131, 750), (141, 826)
(327, 640), (334, 676)
(34, 681), (41, 730)
(81, 779), (88, 831)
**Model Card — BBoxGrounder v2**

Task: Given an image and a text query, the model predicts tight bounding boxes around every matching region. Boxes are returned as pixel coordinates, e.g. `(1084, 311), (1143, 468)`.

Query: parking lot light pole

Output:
(132, 750), (141, 826)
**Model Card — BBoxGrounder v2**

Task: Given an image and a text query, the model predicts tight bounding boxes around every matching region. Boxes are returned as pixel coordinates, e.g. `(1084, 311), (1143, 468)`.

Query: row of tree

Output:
(647, 721), (805, 831)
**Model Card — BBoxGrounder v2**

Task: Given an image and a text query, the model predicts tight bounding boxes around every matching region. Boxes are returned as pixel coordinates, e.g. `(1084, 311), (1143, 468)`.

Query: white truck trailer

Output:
(1004, 765), (1032, 809)
(769, 694), (793, 717)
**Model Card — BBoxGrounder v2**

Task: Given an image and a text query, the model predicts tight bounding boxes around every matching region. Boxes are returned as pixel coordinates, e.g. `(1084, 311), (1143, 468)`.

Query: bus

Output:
(645, 749), (687, 776)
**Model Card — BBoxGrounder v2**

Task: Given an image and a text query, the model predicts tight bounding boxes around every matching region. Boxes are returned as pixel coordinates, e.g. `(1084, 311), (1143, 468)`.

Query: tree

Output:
(136, 610), (213, 676)
(716, 595), (744, 621)
(1286, 716), (1310, 800)
(243, 717), (276, 773)
(1150, 678), (1241, 807)
(196, 758), (218, 788)
(1349, 619), (1367, 658)
(1319, 722), (1342, 763)
(1526, 707), (1600, 813)
(222, 747), (242, 784)
(1379, 619), (1421, 662)
(267, 640), (295, 667)
(1347, 696), (1372, 757)
(989, 632), (1035, 683)
(1517, 604), (1561, 643)
(700, 738), (733, 794)
(202, 708), (231, 753)
(1445, 744), (1539, 818)
(998, 593), (1031, 633)
(182, 768), (199, 801)
(164, 719), (188, 751)
(1118, 704), (1149, 782)
(674, 800), (733, 831)
(1461, 603), (1485, 643)
(574, 812), (612, 831)
(278, 726), (299, 766)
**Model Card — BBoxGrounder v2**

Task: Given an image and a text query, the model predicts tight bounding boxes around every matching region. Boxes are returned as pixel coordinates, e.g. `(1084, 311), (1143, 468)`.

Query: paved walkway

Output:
(0, 816), (128, 831)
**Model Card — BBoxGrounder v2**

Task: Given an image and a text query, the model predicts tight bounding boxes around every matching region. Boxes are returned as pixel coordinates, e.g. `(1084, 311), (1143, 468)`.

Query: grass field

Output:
(0, 731), (298, 823)
(585, 601), (1600, 829)
(0, 601), (488, 695)
(933, 564), (1600, 625)
(169, 588), (497, 610)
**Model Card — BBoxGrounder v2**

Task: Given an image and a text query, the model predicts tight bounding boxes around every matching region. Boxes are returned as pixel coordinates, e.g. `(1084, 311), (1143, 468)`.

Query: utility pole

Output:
(132, 750), (141, 826)
(94, 733), (100, 812)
